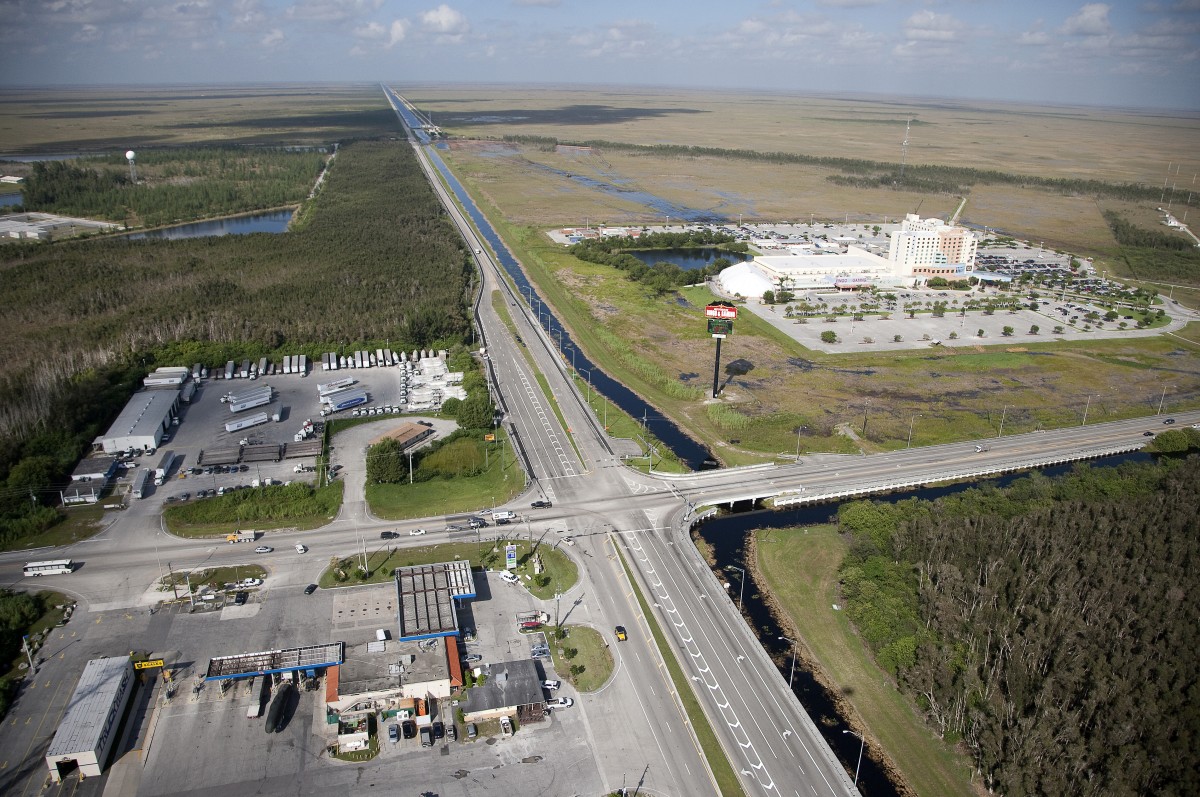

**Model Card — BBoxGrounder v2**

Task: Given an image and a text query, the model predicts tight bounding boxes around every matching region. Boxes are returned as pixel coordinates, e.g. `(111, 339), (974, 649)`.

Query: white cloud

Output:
(903, 10), (965, 43)
(388, 18), (409, 46)
(1017, 30), (1052, 46)
(421, 4), (470, 35)
(513, 0), (560, 6)
(1061, 3), (1112, 36)
(286, 0), (383, 24)
(568, 20), (665, 59)
(816, 0), (885, 7)
(354, 21), (386, 39)
(72, 24), (102, 43)
(260, 28), (284, 47)
(230, 0), (269, 31)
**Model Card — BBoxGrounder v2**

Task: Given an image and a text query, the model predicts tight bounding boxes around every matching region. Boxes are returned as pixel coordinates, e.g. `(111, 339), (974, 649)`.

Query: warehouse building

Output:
(44, 657), (134, 783)
(94, 389), (179, 454)
(62, 455), (119, 505)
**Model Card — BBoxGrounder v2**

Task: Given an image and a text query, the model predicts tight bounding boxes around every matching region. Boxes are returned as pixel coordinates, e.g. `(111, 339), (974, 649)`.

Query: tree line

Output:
(568, 230), (744, 295)
(18, 147), (328, 228)
(0, 140), (475, 546)
(835, 458), (1200, 796)
(499, 134), (1164, 202)
(1101, 211), (1200, 286)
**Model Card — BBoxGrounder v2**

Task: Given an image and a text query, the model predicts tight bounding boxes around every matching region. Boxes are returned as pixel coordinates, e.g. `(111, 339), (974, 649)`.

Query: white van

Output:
(295, 544), (308, 554)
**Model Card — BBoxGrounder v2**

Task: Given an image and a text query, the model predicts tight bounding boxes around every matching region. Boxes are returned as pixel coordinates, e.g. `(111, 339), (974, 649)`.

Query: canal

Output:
(385, 87), (714, 469)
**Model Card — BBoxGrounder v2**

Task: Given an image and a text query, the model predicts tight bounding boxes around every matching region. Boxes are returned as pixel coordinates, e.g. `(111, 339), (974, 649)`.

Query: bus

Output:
(23, 560), (74, 577)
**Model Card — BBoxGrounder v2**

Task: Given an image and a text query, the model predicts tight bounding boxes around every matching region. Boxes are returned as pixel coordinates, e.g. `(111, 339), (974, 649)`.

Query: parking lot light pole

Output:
(778, 635), (798, 689)
(998, 405), (1008, 438)
(843, 729), (865, 789)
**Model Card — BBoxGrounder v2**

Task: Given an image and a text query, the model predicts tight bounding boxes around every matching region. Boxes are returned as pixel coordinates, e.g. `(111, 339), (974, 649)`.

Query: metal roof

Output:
(45, 657), (132, 758)
(395, 561), (476, 641)
(227, 385), (273, 404)
(205, 642), (344, 681)
(102, 389), (179, 442)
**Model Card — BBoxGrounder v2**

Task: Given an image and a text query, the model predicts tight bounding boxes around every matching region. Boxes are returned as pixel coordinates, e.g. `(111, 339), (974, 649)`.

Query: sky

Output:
(2, 1), (1199, 110)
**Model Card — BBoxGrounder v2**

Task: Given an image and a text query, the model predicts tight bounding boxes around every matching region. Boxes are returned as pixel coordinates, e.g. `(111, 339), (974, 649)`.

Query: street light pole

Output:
(1157, 385), (1167, 415)
(907, 414), (921, 449)
(1082, 394), (1092, 426)
(843, 730), (865, 788)
(778, 635), (798, 689)
(726, 565), (745, 611)
(998, 405), (1008, 438)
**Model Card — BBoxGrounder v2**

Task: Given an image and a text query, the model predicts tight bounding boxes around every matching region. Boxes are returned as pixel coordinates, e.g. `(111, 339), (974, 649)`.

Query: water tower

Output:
(126, 150), (137, 183)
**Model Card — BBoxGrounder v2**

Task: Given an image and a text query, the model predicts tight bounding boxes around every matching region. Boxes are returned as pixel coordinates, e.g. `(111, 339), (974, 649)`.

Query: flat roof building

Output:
(45, 657), (134, 783)
(95, 389), (179, 454)
(462, 659), (546, 724)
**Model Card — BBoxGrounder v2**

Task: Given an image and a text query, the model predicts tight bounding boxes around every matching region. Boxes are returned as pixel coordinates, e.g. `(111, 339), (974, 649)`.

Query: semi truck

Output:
(297, 354), (308, 376)
(154, 450), (175, 484)
(258, 357), (269, 377)
(226, 530), (257, 544)
(240, 360), (251, 379)
(192, 363), (203, 380)
(225, 361), (236, 380)
(132, 468), (151, 499)
(225, 412), (270, 433)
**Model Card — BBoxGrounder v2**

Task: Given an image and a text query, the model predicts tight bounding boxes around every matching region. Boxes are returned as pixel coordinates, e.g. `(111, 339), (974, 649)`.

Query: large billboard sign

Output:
(705, 303), (738, 320)
(505, 544), (517, 570)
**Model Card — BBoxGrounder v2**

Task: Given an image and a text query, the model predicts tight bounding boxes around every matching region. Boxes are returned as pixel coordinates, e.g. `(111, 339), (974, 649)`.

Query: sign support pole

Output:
(712, 337), (723, 399)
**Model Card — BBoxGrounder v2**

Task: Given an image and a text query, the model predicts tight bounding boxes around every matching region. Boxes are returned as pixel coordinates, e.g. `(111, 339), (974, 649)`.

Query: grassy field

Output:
(160, 565), (267, 593)
(318, 538), (577, 599)
(548, 625), (613, 692)
(754, 525), (976, 797)
(433, 161), (1200, 463)
(365, 428), (524, 520)
(0, 84), (395, 153)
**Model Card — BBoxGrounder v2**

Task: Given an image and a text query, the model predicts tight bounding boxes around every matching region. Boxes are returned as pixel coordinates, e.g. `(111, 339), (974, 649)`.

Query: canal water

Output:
(625, 247), (749, 271)
(124, 209), (293, 240)
(385, 88), (714, 469)
(695, 452), (1149, 796)
(0, 193), (21, 208)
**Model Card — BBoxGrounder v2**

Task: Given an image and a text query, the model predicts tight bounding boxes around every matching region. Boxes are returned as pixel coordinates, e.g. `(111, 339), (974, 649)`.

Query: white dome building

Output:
(715, 261), (775, 299)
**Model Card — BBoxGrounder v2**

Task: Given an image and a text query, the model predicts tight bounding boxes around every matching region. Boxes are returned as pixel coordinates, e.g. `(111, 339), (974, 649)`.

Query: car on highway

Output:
(380, 531), (399, 539)
(254, 546), (273, 554)
(615, 625), (628, 641)
(542, 679), (560, 691)
(1163, 418), (1176, 425)
(445, 524), (464, 532)
(1143, 431), (1155, 437)
(468, 518), (487, 528)
(409, 528), (426, 536)
(495, 517), (510, 525)
(549, 697), (574, 708)
(304, 584), (318, 595)
(180, 492), (190, 501)
(531, 500), (552, 508)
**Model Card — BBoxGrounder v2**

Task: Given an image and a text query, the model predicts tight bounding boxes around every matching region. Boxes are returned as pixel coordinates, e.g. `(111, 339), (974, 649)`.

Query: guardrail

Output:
(771, 442), (1141, 508)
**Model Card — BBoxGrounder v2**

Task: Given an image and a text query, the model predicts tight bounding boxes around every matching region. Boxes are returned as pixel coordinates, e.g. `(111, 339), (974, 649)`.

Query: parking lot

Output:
(131, 569), (596, 796)
(140, 366), (417, 503)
